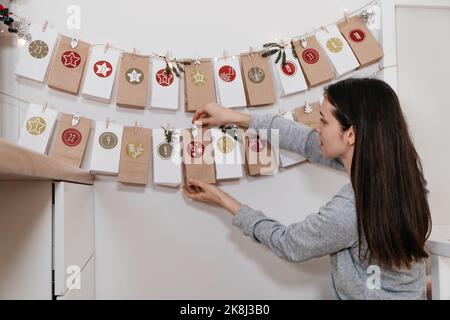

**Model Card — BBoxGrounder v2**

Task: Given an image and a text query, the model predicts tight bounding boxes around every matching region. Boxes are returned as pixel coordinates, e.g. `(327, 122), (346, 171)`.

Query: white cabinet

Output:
(0, 181), (95, 299)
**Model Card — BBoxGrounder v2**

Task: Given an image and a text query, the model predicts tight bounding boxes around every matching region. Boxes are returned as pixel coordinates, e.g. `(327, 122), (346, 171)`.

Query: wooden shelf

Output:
(0, 138), (94, 185)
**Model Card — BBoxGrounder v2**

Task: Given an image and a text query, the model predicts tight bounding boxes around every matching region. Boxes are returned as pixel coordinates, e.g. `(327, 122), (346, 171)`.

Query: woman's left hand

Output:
(183, 179), (241, 215)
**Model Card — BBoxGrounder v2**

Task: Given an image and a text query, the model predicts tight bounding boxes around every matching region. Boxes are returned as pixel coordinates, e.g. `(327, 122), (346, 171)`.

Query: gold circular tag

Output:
(26, 116), (47, 135)
(99, 132), (118, 149)
(217, 136), (235, 154)
(326, 37), (344, 53)
(157, 142), (174, 160)
(29, 40), (49, 59)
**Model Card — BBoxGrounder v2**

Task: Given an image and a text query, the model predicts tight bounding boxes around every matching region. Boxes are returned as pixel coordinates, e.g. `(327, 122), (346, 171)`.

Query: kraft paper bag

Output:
(18, 103), (58, 154)
(89, 121), (124, 175)
(152, 127), (182, 187)
(293, 101), (321, 129)
(293, 36), (335, 87)
(213, 56), (247, 108)
(272, 47), (308, 96)
(240, 52), (276, 106)
(315, 24), (360, 76)
(244, 133), (278, 176)
(15, 24), (58, 82)
(210, 127), (244, 180)
(150, 58), (180, 110)
(82, 45), (121, 102)
(338, 16), (384, 68)
(118, 126), (152, 185)
(184, 59), (217, 112)
(47, 35), (90, 94)
(278, 111), (306, 167)
(116, 53), (150, 109)
(181, 128), (216, 184)
(49, 113), (91, 168)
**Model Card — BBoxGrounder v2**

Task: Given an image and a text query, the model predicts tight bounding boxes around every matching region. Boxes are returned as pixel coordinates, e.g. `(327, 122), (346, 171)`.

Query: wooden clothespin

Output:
(42, 102), (48, 113)
(344, 9), (350, 23)
(105, 117), (110, 129)
(132, 48), (137, 59)
(104, 42), (111, 53)
(248, 46), (255, 61)
(42, 21), (48, 33)
(300, 35), (308, 49)
(320, 25), (329, 33)
(134, 121), (138, 134)
(222, 49), (230, 60)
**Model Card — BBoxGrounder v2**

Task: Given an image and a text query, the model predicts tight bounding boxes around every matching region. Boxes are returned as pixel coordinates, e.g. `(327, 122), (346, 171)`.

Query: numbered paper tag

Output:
(118, 127), (152, 185)
(149, 58), (180, 110)
(338, 16), (383, 68)
(213, 56), (246, 108)
(273, 49), (308, 96)
(89, 121), (123, 175)
(48, 113), (91, 168)
(47, 35), (90, 94)
(278, 112), (306, 167)
(15, 24), (58, 82)
(184, 59), (217, 112)
(211, 128), (244, 180)
(152, 128), (182, 187)
(82, 45), (121, 102)
(315, 24), (360, 76)
(18, 103), (58, 154)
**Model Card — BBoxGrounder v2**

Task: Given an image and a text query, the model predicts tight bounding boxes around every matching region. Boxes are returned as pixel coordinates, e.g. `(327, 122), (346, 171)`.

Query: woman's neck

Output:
(340, 147), (354, 177)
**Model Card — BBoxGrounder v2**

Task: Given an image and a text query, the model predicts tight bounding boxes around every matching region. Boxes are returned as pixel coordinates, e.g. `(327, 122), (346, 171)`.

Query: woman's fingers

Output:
(192, 108), (208, 123)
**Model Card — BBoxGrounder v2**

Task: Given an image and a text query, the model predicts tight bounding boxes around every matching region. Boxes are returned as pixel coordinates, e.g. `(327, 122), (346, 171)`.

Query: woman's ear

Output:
(346, 126), (355, 146)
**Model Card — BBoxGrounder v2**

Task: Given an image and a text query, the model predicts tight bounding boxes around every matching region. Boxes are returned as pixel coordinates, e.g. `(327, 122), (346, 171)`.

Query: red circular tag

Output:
(302, 49), (319, 64)
(62, 128), (82, 147)
(218, 65), (236, 82)
(188, 141), (205, 159)
(349, 29), (366, 42)
(281, 61), (297, 76)
(156, 69), (174, 86)
(93, 60), (113, 77)
(61, 50), (81, 68)
(249, 136), (266, 153)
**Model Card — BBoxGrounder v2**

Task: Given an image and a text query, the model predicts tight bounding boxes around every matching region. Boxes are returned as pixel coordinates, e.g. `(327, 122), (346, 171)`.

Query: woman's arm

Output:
(232, 184), (357, 262)
(250, 113), (345, 171)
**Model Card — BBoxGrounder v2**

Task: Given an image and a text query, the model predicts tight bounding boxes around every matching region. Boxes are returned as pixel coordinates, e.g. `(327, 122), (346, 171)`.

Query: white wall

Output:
(4, 0), (444, 299)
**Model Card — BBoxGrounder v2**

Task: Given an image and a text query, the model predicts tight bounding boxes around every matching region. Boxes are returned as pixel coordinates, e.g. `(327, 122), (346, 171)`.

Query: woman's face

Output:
(314, 96), (354, 158)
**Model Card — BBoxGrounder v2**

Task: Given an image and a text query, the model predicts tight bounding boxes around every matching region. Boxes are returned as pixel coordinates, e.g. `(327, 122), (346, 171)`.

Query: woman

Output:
(183, 78), (431, 300)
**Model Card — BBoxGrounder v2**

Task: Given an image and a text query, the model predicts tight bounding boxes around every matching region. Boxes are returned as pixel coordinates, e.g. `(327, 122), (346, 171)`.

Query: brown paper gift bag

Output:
(47, 36), (90, 94)
(181, 128), (216, 184)
(293, 36), (335, 87)
(116, 53), (150, 109)
(293, 101), (321, 129)
(118, 126), (152, 185)
(240, 53), (276, 106)
(338, 16), (383, 68)
(244, 134), (278, 176)
(49, 113), (91, 168)
(184, 59), (216, 112)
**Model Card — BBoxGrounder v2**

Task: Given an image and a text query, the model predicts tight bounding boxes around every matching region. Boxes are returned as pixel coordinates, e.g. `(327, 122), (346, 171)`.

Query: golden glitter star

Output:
(26, 116), (47, 135)
(190, 70), (207, 86)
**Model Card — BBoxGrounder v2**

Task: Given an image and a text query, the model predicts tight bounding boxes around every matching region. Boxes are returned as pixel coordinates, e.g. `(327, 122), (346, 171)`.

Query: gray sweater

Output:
(232, 113), (426, 300)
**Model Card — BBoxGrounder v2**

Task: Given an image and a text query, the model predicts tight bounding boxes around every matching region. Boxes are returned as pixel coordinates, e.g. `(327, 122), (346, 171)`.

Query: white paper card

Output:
(82, 46), (121, 102)
(213, 56), (246, 108)
(15, 25), (58, 82)
(152, 128), (182, 187)
(211, 128), (244, 180)
(279, 112), (306, 167)
(18, 103), (58, 154)
(89, 121), (123, 175)
(149, 59), (180, 110)
(316, 24), (360, 76)
(272, 49), (308, 96)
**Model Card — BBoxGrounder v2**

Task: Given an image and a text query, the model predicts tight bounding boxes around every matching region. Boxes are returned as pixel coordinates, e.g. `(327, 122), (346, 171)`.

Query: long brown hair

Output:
(324, 78), (431, 270)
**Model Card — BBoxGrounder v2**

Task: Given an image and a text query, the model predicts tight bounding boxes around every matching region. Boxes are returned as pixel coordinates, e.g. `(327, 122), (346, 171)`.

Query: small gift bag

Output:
(47, 35), (90, 94)
(293, 36), (335, 87)
(82, 45), (121, 102)
(338, 16), (384, 68)
(244, 132), (278, 176)
(240, 52), (276, 106)
(118, 126), (152, 185)
(210, 126), (244, 180)
(293, 101), (321, 129)
(272, 47), (308, 96)
(315, 24), (360, 76)
(184, 59), (217, 112)
(89, 121), (124, 175)
(116, 53), (150, 109)
(278, 111), (306, 167)
(213, 56), (247, 108)
(152, 127), (183, 187)
(181, 127), (216, 184)
(18, 103), (58, 154)
(15, 24), (58, 82)
(48, 113), (91, 168)
(149, 58), (180, 110)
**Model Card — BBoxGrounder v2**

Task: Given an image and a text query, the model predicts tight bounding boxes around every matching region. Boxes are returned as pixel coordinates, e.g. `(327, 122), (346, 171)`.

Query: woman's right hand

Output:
(192, 103), (251, 128)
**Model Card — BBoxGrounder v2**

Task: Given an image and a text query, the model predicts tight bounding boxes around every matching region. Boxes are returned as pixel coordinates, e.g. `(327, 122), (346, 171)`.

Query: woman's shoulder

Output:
(334, 182), (355, 204)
